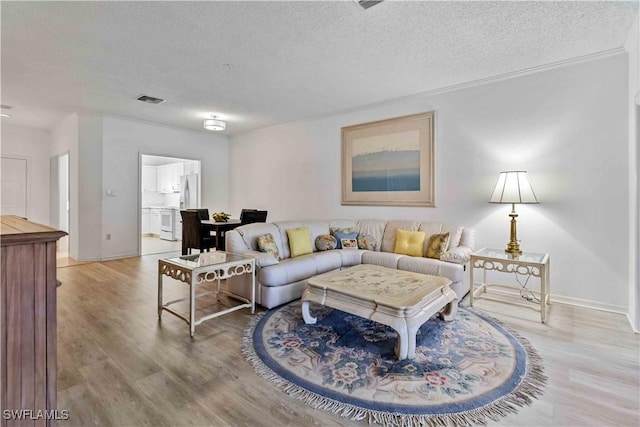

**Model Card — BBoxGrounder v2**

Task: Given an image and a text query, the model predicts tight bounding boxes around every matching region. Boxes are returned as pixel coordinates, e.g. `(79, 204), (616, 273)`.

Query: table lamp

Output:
(489, 171), (539, 256)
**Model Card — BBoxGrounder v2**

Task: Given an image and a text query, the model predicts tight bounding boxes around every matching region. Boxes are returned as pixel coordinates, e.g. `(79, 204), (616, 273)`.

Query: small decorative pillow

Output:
(329, 227), (357, 236)
(426, 232), (451, 260)
(286, 227), (313, 257)
(393, 229), (426, 257)
(333, 230), (359, 249)
(340, 238), (358, 249)
(357, 234), (377, 250)
(256, 233), (280, 260)
(315, 234), (337, 251)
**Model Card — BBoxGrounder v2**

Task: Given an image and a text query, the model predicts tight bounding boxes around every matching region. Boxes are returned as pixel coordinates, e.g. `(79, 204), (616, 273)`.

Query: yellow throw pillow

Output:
(426, 232), (451, 260)
(286, 227), (313, 258)
(393, 229), (426, 257)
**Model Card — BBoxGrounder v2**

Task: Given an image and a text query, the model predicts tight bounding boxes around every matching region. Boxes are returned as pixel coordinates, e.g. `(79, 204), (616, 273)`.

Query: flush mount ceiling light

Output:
(354, 0), (384, 9)
(136, 94), (166, 104)
(203, 115), (226, 131)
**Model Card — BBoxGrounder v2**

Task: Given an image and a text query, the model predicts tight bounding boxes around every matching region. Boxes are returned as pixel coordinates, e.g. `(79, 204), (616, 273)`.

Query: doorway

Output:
(0, 157), (28, 217)
(140, 154), (201, 256)
(50, 152), (70, 259)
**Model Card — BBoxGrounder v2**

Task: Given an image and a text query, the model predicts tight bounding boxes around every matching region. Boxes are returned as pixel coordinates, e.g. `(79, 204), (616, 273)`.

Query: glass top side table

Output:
(469, 247), (550, 323)
(158, 251), (255, 336)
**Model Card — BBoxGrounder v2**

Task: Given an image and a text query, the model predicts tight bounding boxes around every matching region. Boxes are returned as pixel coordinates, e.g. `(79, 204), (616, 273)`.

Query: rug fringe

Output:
(242, 308), (547, 427)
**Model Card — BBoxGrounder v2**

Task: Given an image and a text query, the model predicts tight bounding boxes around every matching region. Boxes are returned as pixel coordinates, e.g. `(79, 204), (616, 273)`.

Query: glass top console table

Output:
(158, 251), (255, 336)
(469, 247), (550, 323)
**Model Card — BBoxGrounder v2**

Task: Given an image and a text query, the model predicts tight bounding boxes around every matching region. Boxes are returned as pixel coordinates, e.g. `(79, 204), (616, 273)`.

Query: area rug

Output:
(242, 300), (547, 427)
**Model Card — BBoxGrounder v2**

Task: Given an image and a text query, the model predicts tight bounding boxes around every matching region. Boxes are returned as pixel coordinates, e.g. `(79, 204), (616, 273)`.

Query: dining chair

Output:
(180, 210), (216, 255)
(240, 210), (268, 225)
(187, 208), (216, 237)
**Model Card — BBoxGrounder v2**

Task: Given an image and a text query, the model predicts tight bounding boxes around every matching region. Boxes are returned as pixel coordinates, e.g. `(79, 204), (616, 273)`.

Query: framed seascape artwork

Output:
(341, 111), (435, 207)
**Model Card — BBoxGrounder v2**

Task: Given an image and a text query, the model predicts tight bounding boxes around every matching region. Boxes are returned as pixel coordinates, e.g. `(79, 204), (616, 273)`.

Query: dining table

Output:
(201, 219), (242, 251)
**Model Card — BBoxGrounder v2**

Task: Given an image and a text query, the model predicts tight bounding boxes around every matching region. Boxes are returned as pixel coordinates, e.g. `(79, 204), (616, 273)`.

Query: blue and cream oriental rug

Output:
(242, 301), (547, 427)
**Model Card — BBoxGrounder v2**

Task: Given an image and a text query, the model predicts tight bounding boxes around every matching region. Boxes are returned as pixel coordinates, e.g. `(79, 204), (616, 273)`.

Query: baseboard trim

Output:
(100, 252), (139, 261)
(550, 293), (626, 315)
(627, 313), (640, 334)
(471, 282), (627, 315)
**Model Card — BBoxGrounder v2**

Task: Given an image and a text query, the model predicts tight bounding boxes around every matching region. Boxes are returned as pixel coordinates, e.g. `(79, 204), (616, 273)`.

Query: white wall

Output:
(625, 14), (639, 332)
(0, 125), (51, 225)
(101, 116), (229, 259)
(51, 114), (80, 258)
(230, 53), (630, 310)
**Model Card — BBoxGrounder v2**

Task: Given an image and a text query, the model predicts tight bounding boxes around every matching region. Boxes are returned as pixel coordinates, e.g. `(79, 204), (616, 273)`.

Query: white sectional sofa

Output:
(225, 219), (476, 309)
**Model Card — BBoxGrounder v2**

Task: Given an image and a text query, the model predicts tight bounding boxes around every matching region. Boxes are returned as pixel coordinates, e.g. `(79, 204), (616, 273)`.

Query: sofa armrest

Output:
(440, 246), (473, 264)
(238, 250), (279, 268)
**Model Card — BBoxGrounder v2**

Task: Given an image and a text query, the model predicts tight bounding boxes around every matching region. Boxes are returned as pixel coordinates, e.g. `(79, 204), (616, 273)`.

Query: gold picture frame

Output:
(341, 111), (435, 207)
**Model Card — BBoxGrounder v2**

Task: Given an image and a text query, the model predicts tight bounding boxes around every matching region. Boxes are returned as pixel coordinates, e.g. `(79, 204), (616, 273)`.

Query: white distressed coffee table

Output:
(301, 264), (458, 360)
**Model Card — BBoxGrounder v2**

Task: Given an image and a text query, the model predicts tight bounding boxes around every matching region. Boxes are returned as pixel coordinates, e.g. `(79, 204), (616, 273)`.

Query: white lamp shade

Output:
(489, 171), (539, 204)
(203, 118), (226, 131)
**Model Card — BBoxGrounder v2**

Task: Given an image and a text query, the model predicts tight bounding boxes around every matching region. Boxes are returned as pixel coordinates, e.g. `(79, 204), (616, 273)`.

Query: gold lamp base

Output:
(505, 204), (522, 257)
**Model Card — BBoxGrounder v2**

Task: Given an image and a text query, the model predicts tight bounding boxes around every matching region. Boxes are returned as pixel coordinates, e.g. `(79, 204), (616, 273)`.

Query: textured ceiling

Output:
(1, 1), (638, 135)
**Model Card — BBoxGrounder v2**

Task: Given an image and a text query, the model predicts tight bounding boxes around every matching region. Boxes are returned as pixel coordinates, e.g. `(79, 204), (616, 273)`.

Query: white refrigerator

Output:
(179, 174), (199, 209)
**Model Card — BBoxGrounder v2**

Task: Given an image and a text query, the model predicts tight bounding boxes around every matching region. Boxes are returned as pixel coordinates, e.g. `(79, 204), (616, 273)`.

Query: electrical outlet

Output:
(106, 234), (111, 240)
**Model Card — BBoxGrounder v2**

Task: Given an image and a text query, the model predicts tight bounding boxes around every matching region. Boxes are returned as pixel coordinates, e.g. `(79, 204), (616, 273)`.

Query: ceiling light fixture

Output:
(136, 94), (166, 104)
(0, 113), (11, 118)
(354, 0), (384, 9)
(203, 115), (226, 131)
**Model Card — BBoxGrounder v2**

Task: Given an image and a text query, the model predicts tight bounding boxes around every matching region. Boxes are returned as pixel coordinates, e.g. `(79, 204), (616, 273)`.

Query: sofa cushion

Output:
(258, 252), (342, 287)
(394, 229), (426, 257)
(426, 232), (450, 259)
(356, 219), (386, 250)
(418, 222), (464, 251)
(256, 233), (280, 260)
(259, 255), (317, 287)
(338, 249), (366, 267)
(287, 227), (314, 257)
(362, 251), (405, 269)
(273, 221), (306, 259)
(397, 256), (463, 284)
(242, 250), (279, 268)
(235, 223), (284, 253)
(313, 251), (343, 274)
(315, 234), (337, 251)
(381, 220), (421, 253)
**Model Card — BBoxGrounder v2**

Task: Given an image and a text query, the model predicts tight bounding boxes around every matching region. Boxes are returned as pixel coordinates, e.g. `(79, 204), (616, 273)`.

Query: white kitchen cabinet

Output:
(141, 208), (150, 235)
(150, 209), (161, 236)
(156, 163), (184, 193)
(183, 160), (199, 175)
(142, 165), (157, 192)
(171, 163), (184, 191)
(156, 165), (170, 193)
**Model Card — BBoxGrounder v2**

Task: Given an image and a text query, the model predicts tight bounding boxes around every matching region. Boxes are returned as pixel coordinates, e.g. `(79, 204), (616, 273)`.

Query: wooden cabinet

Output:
(142, 165), (157, 192)
(1, 216), (66, 427)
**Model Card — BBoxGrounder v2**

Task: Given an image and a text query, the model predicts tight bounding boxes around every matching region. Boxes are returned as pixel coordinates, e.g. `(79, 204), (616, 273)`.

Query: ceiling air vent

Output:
(136, 95), (166, 104)
(355, 0), (384, 9)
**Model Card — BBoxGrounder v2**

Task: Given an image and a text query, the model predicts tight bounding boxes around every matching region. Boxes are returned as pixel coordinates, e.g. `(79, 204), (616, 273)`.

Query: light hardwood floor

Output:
(56, 253), (640, 426)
